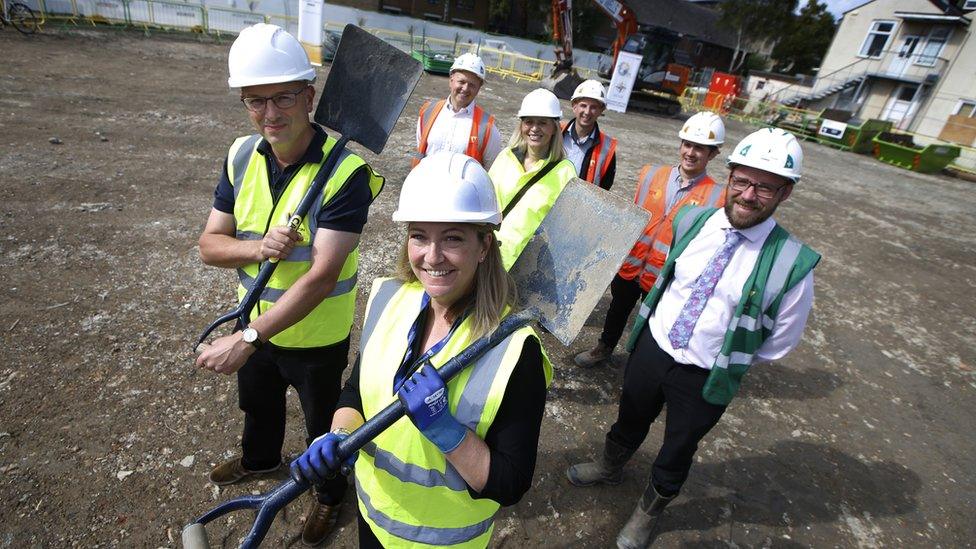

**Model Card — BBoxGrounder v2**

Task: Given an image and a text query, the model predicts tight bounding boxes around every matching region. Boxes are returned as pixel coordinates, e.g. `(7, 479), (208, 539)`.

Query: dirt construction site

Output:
(1, 28), (975, 548)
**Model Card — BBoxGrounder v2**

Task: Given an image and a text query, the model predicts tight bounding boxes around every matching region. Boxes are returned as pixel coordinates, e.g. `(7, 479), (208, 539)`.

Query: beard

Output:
(724, 196), (777, 229)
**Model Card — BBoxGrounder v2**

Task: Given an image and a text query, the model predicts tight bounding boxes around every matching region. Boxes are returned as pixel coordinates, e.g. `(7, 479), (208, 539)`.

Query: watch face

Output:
(243, 328), (257, 344)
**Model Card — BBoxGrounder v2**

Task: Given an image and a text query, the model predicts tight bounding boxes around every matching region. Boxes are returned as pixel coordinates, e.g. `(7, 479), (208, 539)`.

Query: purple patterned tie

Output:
(668, 229), (743, 350)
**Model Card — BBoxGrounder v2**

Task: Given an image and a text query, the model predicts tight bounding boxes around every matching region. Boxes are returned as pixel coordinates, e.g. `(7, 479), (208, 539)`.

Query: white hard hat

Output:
(678, 111), (725, 146)
(227, 23), (316, 88)
(571, 79), (607, 105)
(727, 128), (803, 182)
(393, 151), (501, 225)
(517, 88), (561, 119)
(450, 53), (486, 81)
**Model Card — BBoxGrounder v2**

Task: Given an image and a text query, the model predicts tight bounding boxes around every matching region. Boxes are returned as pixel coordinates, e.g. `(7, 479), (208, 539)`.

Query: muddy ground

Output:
(0, 28), (974, 548)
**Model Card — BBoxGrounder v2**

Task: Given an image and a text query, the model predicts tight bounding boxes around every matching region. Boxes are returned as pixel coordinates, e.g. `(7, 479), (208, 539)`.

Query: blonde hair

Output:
(395, 225), (516, 340)
(508, 118), (565, 165)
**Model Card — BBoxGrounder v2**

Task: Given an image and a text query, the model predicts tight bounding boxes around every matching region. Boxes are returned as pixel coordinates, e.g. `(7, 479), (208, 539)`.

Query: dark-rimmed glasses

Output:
(240, 87), (308, 112)
(728, 176), (787, 200)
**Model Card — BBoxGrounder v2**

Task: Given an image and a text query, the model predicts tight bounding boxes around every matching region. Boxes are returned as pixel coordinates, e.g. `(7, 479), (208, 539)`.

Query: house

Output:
(775, 0), (975, 147)
(590, 0), (743, 74)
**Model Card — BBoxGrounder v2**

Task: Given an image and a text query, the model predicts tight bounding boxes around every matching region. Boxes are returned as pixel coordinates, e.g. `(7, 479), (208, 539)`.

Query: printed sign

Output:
(605, 51), (642, 113)
(819, 119), (848, 139)
(298, 0), (324, 65)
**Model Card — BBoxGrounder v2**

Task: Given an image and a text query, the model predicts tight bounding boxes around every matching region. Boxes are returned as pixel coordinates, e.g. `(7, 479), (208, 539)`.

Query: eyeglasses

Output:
(240, 88), (307, 112)
(728, 176), (787, 200)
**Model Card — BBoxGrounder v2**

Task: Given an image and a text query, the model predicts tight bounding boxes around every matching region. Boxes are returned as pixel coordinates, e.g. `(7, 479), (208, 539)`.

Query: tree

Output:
(770, 0), (836, 74)
(719, 0), (797, 72)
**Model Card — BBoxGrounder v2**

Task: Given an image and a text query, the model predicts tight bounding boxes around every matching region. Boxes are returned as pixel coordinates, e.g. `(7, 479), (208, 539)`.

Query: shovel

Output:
(181, 179), (650, 549)
(194, 24), (423, 352)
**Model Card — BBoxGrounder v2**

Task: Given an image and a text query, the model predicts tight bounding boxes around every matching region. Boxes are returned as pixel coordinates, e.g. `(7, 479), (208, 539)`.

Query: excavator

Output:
(543, 0), (689, 115)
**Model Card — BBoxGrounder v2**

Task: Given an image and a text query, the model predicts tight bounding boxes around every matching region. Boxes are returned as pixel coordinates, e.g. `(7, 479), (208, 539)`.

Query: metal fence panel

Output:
(206, 6), (264, 34)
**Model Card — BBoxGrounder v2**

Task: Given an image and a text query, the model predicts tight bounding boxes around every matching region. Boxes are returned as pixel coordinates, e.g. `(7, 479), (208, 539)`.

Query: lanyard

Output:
(392, 292), (469, 394)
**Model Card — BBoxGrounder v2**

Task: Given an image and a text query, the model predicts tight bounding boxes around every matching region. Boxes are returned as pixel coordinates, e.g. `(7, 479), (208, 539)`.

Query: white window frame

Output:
(859, 20), (898, 58)
(914, 26), (951, 67)
(963, 0), (976, 10)
(953, 100), (976, 118)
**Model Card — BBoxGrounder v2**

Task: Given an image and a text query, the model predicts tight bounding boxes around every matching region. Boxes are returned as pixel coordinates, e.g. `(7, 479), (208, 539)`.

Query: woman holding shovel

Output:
(488, 88), (577, 269)
(291, 151), (552, 548)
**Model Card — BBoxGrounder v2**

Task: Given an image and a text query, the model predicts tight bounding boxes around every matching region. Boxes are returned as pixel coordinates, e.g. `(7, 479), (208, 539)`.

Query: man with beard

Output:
(566, 128), (819, 549)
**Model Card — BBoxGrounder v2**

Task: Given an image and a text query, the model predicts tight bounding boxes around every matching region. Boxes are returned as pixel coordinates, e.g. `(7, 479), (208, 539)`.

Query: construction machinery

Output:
(543, 0), (689, 115)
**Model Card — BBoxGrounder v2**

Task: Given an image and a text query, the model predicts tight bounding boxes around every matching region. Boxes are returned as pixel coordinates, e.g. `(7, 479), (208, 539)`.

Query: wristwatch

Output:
(241, 327), (263, 350)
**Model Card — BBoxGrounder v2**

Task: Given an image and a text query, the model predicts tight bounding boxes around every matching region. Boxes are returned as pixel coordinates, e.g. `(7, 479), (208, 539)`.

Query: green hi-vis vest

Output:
(488, 149), (577, 269)
(227, 133), (384, 349)
(626, 206), (820, 405)
(355, 278), (552, 548)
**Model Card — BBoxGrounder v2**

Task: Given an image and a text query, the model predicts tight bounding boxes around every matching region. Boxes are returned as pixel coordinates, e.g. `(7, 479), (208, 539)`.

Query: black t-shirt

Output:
(212, 124), (373, 234)
(337, 336), (547, 507)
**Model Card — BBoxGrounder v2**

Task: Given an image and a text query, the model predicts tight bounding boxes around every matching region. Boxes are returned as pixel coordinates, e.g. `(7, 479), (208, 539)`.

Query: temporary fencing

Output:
(680, 87), (975, 178)
(24, 0), (595, 84)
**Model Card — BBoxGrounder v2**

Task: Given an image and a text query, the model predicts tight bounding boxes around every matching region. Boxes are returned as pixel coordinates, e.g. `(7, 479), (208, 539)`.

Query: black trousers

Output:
(599, 274), (649, 349)
(608, 327), (727, 497)
(237, 337), (350, 504)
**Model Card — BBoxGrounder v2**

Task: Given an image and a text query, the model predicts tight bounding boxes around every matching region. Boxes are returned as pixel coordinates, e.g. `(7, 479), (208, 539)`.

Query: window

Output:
(915, 26), (950, 66)
(757, 80), (766, 90)
(455, 0), (474, 7)
(954, 100), (976, 118)
(859, 20), (896, 58)
(963, 0), (976, 10)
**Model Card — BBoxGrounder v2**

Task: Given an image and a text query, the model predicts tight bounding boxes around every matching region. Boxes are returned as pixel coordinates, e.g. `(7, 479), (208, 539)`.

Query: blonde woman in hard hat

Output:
(194, 23), (384, 545)
(562, 79), (618, 190)
(488, 88), (577, 269)
(414, 53), (503, 169)
(574, 111), (728, 369)
(291, 151), (552, 548)
(568, 128), (819, 549)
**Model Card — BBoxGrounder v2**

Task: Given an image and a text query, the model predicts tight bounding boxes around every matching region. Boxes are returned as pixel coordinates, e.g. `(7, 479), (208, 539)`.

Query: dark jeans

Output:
(237, 337), (350, 504)
(358, 509), (383, 548)
(608, 327), (727, 497)
(600, 274), (649, 349)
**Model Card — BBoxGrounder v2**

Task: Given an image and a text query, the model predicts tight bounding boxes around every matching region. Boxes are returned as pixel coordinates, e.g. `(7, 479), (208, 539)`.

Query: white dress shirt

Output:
(648, 209), (815, 370)
(415, 98), (503, 169)
(561, 120), (597, 175)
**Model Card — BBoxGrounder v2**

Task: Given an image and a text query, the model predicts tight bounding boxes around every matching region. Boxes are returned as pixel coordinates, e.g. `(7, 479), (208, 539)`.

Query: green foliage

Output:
(771, 0), (837, 74)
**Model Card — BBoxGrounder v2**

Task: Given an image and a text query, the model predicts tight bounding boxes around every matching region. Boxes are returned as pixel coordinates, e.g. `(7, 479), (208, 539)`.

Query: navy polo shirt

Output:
(212, 124), (372, 234)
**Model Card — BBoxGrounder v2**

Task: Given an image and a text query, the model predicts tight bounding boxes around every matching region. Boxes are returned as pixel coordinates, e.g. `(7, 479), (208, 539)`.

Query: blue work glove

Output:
(290, 431), (355, 485)
(397, 363), (468, 454)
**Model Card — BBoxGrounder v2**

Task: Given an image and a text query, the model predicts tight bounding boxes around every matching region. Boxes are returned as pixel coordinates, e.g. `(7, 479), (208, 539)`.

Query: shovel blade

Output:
(510, 178), (650, 346)
(314, 24), (423, 155)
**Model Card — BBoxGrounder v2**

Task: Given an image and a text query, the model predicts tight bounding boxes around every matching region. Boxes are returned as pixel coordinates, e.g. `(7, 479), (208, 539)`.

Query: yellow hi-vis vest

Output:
(354, 278), (553, 548)
(487, 148), (577, 269)
(226, 133), (385, 349)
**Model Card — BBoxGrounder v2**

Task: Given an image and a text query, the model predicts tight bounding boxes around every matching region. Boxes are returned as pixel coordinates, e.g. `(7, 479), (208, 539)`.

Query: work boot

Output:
(574, 340), (612, 368)
(616, 485), (675, 549)
(566, 437), (633, 487)
(301, 494), (340, 547)
(208, 457), (281, 486)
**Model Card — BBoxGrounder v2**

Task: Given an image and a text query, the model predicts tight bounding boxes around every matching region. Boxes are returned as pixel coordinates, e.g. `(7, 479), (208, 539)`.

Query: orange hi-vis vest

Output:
(414, 99), (495, 167)
(561, 121), (617, 188)
(619, 165), (727, 291)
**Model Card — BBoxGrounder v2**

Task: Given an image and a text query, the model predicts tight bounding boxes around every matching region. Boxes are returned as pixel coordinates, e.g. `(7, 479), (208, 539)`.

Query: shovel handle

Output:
(291, 309), (538, 483)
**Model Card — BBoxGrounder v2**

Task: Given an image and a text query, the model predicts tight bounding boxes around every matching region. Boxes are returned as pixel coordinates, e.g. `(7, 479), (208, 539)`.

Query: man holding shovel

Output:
(567, 128), (819, 548)
(194, 23), (383, 546)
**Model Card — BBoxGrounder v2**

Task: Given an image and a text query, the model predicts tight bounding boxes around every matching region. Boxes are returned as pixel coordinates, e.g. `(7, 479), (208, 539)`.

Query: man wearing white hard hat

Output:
(568, 128), (819, 549)
(561, 79), (617, 190)
(194, 23), (384, 545)
(488, 88), (577, 269)
(575, 111), (728, 369)
(414, 53), (503, 169)
(291, 151), (552, 547)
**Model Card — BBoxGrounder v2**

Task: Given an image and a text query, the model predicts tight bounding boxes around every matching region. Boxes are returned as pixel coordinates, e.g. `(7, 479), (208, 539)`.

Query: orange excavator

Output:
(544, 0), (689, 115)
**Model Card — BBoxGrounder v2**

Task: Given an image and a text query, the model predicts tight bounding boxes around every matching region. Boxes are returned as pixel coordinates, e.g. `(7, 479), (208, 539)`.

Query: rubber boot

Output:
(616, 485), (675, 549)
(574, 340), (612, 368)
(566, 437), (633, 487)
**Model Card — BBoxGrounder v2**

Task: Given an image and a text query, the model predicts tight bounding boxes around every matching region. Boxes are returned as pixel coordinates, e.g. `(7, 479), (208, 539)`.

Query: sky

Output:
(819, 0), (873, 17)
